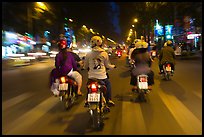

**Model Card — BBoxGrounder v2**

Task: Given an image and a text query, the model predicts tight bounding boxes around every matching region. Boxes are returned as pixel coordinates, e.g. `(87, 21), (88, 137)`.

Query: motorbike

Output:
(58, 75), (78, 110)
(133, 74), (150, 102)
(86, 79), (110, 130)
(116, 50), (122, 58)
(162, 62), (174, 80)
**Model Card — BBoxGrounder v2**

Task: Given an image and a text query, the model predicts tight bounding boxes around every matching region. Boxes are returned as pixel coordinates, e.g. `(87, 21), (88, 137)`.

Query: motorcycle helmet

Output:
(134, 41), (148, 49)
(58, 39), (67, 50)
(166, 40), (172, 46)
(90, 35), (103, 48)
(164, 40), (172, 47)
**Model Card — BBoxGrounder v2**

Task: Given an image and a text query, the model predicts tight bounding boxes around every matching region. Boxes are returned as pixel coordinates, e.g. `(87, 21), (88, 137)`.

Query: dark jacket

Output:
(131, 48), (152, 76)
(159, 46), (175, 65)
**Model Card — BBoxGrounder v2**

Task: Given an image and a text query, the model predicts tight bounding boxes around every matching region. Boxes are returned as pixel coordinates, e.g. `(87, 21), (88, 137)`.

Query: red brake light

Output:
(167, 64), (171, 67)
(140, 77), (147, 82)
(90, 83), (98, 92)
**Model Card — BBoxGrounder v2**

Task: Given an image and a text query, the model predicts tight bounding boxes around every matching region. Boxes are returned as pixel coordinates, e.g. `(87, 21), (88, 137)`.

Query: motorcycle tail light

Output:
(139, 77), (147, 82)
(90, 83), (98, 92)
(60, 77), (66, 83)
(167, 64), (171, 67)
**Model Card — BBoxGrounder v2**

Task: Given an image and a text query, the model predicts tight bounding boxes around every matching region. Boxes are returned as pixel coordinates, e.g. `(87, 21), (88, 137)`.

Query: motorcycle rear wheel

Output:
(91, 109), (104, 130)
(138, 92), (147, 102)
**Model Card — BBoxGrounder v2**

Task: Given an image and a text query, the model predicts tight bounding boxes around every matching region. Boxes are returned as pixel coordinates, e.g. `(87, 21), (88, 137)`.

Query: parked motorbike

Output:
(162, 62), (174, 80)
(86, 79), (110, 130)
(133, 74), (150, 102)
(58, 75), (78, 110)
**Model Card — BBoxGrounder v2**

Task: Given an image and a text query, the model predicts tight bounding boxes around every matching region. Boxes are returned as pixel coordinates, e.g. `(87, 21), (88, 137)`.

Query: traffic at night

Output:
(2, 2), (202, 135)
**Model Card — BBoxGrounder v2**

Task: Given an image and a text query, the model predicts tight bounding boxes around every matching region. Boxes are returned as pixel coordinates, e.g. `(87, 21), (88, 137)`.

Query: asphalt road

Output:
(2, 54), (202, 135)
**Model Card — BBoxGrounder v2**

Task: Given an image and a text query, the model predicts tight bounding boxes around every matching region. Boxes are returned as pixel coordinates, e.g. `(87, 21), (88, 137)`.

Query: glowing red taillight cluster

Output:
(90, 83), (98, 93)
(167, 64), (171, 67)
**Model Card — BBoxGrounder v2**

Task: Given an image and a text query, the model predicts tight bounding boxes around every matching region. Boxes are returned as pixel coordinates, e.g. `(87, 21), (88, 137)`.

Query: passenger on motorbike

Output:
(67, 47), (84, 69)
(50, 39), (83, 96)
(158, 40), (176, 74)
(130, 36), (154, 91)
(128, 39), (140, 65)
(84, 35), (116, 107)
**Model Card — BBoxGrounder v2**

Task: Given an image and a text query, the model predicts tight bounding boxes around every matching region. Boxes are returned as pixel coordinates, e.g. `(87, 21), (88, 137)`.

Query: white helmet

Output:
(90, 36), (103, 47)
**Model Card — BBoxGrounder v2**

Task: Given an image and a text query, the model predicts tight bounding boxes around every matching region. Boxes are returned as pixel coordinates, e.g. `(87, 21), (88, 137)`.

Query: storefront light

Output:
(187, 34), (201, 39)
(5, 31), (17, 39)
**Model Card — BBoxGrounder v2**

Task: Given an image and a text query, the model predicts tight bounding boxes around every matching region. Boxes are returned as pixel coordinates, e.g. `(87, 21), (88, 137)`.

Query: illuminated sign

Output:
(187, 34), (201, 39)
(165, 25), (173, 35)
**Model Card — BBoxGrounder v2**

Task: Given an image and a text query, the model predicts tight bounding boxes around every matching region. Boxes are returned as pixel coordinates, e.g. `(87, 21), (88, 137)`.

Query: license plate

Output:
(166, 66), (171, 71)
(59, 83), (68, 90)
(87, 93), (100, 102)
(138, 81), (148, 89)
(138, 76), (148, 89)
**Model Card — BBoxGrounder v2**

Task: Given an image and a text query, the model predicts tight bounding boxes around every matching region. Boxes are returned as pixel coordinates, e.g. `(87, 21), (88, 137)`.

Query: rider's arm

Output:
(103, 52), (115, 69)
(158, 50), (163, 61)
(83, 53), (89, 70)
(55, 53), (61, 69)
(71, 54), (78, 71)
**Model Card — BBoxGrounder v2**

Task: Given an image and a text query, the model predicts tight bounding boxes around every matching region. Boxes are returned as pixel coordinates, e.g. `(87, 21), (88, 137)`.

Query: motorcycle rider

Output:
(115, 45), (122, 56)
(128, 39), (140, 66)
(130, 36), (154, 91)
(84, 35), (116, 106)
(67, 46), (84, 69)
(158, 40), (175, 74)
(50, 39), (83, 96)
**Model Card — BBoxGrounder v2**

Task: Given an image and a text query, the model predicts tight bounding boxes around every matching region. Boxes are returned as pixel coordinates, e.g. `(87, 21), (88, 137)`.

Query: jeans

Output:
(101, 78), (112, 101)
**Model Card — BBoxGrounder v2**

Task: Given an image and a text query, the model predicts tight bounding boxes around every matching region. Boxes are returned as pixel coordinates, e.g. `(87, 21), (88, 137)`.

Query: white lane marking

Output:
(157, 89), (202, 135)
(3, 96), (59, 135)
(2, 92), (34, 111)
(120, 101), (147, 134)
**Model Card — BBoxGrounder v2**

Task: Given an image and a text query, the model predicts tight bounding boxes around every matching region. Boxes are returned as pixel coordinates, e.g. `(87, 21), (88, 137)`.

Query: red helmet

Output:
(58, 39), (67, 50)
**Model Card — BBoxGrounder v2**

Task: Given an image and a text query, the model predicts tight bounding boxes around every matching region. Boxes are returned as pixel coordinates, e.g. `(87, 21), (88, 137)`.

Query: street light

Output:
(133, 18), (138, 39)
(36, 2), (48, 11)
(134, 18), (138, 23)
(27, 2), (50, 38)
(69, 19), (73, 22)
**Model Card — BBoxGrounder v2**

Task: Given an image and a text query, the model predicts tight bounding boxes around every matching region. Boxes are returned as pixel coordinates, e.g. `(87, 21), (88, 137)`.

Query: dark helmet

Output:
(58, 39), (67, 50)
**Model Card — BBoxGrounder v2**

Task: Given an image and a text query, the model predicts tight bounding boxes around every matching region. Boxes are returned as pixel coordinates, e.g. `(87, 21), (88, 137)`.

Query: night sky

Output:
(3, 2), (133, 43)
(3, 2), (202, 44)
(49, 2), (126, 43)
